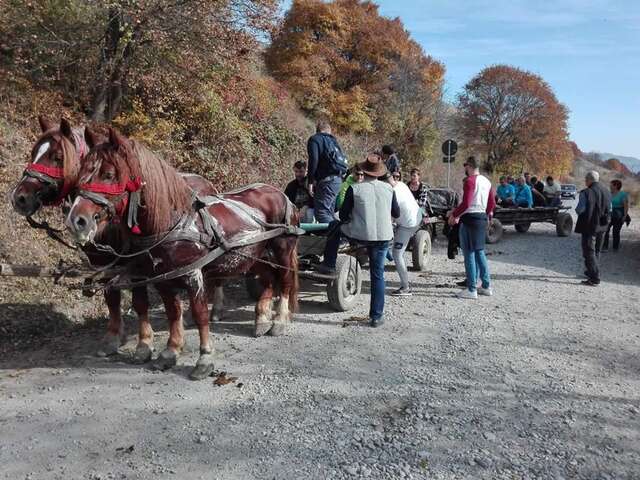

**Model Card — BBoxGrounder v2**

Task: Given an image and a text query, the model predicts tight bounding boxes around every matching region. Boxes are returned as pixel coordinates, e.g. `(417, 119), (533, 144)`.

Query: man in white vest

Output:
(334, 153), (400, 327)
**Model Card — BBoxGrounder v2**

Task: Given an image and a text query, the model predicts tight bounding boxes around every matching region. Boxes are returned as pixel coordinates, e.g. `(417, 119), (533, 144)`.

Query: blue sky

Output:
(281, 0), (640, 157)
(373, 0), (640, 157)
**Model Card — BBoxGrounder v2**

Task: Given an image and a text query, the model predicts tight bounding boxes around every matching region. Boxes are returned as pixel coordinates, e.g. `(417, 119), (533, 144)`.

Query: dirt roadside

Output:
(1, 208), (639, 480)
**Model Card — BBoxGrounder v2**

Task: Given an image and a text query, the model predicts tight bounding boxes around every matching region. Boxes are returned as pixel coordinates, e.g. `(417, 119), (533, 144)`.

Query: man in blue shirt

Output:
(514, 176), (533, 207)
(496, 175), (515, 206)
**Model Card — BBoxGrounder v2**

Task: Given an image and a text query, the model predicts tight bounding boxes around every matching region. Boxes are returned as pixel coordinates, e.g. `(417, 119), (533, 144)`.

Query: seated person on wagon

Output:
(284, 160), (314, 223)
(496, 175), (516, 206)
(530, 176), (547, 206)
(514, 176), (533, 208)
(336, 165), (364, 209)
(543, 175), (562, 207)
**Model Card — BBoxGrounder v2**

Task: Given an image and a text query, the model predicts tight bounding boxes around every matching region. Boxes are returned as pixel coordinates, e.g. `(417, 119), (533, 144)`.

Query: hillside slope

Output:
(594, 152), (640, 174)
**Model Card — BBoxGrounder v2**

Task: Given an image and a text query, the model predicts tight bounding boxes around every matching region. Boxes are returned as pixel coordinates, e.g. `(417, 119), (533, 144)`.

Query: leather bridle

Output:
(76, 175), (144, 233)
(20, 131), (87, 206)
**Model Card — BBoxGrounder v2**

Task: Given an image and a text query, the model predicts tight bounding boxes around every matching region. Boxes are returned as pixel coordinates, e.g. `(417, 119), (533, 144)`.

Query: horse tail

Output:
(281, 191), (299, 315)
(287, 236), (299, 315)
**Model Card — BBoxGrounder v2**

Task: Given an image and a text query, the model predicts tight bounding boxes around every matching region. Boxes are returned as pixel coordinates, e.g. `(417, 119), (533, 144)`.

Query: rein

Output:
(79, 186), (302, 291)
(25, 215), (78, 250)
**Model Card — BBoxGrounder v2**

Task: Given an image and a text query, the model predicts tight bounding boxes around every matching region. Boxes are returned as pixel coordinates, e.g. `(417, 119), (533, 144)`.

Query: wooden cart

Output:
(487, 206), (574, 244)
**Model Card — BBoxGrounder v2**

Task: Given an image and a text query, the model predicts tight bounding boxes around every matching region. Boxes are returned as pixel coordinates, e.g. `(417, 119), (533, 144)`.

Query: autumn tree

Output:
(456, 65), (573, 176)
(265, 0), (444, 162)
(1, 0), (308, 190)
(1, 0), (279, 121)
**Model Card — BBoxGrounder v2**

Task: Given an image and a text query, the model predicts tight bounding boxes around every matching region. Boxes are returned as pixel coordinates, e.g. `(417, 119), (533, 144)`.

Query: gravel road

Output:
(1, 203), (639, 480)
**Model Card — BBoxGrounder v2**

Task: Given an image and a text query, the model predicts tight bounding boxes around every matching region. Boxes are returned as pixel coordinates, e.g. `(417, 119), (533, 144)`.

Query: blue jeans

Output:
(314, 175), (342, 223)
(459, 223), (490, 292)
(367, 241), (389, 321)
(315, 176), (342, 267)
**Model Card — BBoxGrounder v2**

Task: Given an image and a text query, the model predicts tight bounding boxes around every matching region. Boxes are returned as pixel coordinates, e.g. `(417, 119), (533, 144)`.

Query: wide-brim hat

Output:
(358, 154), (388, 178)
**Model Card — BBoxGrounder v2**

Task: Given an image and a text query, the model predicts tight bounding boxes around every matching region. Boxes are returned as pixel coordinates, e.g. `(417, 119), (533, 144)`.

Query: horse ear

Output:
(60, 118), (73, 139)
(84, 127), (100, 149)
(108, 127), (126, 148)
(38, 115), (54, 133)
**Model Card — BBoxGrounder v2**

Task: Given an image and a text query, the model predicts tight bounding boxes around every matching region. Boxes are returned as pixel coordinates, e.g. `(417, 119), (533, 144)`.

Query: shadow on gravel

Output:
(0, 302), (107, 366)
(487, 227), (640, 287)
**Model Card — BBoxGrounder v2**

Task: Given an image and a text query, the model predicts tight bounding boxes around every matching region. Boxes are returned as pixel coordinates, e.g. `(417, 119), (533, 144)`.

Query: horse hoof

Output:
(152, 349), (177, 371)
(268, 322), (287, 337)
(96, 335), (120, 357)
(133, 343), (154, 364)
(254, 322), (273, 338)
(189, 354), (215, 381)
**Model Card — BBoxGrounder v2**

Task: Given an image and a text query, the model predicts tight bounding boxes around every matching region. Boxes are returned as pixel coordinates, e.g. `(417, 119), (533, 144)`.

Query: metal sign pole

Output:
(447, 142), (451, 188)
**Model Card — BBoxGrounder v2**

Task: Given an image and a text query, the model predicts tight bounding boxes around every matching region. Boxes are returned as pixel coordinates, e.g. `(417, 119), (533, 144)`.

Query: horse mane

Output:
(112, 139), (192, 233)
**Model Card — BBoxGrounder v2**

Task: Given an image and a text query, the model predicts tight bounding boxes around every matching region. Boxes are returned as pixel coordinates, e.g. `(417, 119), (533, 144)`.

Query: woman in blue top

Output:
(514, 176), (533, 208)
(603, 179), (629, 251)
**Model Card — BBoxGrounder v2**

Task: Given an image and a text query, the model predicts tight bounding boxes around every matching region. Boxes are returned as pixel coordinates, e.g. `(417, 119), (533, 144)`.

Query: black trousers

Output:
(581, 232), (604, 283)
(603, 218), (623, 250)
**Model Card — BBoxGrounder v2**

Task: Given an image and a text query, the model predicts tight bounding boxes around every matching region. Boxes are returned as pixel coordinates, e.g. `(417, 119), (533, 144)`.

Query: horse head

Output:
(66, 127), (192, 245)
(11, 116), (95, 217)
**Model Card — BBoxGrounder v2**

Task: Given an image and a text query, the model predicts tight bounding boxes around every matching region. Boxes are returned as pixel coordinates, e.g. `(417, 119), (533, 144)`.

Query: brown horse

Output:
(12, 116), (84, 216)
(65, 128), (299, 380)
(10, 118), (223, 363)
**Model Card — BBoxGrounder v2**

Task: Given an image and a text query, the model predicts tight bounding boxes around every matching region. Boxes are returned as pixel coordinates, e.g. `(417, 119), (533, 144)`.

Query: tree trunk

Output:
(89, 7), (135, 122)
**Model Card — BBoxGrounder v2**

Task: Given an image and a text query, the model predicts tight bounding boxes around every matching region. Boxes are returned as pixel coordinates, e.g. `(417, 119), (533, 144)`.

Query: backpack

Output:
(325, 136), (348, 176)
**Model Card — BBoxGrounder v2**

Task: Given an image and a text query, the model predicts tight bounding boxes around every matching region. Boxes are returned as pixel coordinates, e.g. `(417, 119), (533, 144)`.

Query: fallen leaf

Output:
(213, 372), (238, 386)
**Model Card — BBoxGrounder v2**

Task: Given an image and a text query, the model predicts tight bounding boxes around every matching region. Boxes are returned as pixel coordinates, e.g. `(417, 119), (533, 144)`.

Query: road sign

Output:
(441, 139), (458, 156)
(441, 139), (458, 188)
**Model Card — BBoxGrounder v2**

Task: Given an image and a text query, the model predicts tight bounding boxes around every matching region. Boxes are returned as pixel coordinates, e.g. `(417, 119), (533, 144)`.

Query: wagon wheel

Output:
(326, 255), (362, 312)
(515, 222), (531, 233)
(411, 229), (432, 271)
(486, 218), (503, 244)
(555, 212), (573, 237)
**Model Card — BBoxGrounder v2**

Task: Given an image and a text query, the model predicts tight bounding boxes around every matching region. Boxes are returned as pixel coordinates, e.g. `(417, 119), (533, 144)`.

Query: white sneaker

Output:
(456, 289), (478, 299)
(478, 287), (493, 296)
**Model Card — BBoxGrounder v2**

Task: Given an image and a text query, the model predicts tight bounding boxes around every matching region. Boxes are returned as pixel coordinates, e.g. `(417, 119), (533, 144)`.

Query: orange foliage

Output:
(457, 65), (573, 177)
(266, 0), (444, 156)
(605, 158), (633, 177)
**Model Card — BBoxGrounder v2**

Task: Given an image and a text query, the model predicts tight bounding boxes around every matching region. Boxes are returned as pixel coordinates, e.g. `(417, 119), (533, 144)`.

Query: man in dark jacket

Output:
(575, 170), (611, 286)
(381, 145), (400, 174)
(307, 120), (347, 224)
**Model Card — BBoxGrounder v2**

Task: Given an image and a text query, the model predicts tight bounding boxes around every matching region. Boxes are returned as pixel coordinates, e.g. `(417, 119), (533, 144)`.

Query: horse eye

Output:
(103, 171), (115, 180)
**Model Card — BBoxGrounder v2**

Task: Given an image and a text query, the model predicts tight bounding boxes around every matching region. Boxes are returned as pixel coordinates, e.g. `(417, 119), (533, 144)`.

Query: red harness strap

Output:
(24, 132), (87, 205)
(80, 177), (143, 196)
(25, 162), (64, 178)
(79, 177), (144, 233)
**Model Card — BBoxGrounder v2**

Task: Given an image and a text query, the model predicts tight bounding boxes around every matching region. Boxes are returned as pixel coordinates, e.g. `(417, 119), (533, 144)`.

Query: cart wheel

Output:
(515, 222), (531, 233)
(411, 229), (432, 271)
(326, 255), (362, 312)
(245, 274), (264, 301)
(556, 212), (573, 237)
(486, 218), (503, 244)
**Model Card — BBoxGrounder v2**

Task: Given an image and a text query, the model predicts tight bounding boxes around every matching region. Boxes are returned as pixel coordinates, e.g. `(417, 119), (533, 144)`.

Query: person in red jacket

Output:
(447, 156), (496, 299)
